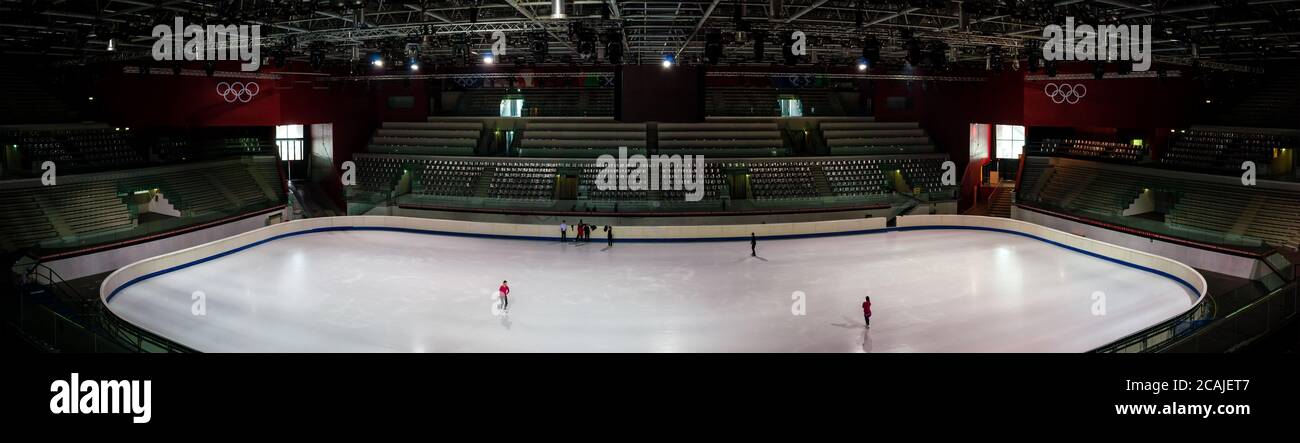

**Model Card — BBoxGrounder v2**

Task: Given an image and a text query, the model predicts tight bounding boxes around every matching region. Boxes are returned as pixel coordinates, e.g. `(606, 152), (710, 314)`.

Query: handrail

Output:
(17, 261), (193, 353)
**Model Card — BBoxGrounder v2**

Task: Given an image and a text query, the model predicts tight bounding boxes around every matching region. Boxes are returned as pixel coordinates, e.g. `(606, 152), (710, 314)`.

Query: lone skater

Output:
(750, 233), (757, 257)
(499, 280), (511, 312)
(606, 225), (614, 247)
(560, 220), (568, 243)
(862, 296), (872, 329)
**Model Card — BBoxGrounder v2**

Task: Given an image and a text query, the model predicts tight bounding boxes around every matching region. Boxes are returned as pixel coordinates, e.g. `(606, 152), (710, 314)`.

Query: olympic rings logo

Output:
(216, 81), (260, 103)
(1044, 83), (1086, 104)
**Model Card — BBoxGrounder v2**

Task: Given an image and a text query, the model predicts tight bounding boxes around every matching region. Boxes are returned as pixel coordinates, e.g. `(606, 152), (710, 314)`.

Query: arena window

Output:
(276, 124), (305, 161)
(995, 124), (1026, 159)
(778, 97), (803, 117)
(500, 96), (524, 117)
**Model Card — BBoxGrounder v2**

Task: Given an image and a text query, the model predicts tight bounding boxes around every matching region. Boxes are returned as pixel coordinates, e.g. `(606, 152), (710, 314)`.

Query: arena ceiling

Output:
(1, 0), (1297, 72)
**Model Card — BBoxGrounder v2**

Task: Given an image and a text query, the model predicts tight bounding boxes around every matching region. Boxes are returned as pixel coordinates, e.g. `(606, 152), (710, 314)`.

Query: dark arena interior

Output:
(1, 0), (1297, 360)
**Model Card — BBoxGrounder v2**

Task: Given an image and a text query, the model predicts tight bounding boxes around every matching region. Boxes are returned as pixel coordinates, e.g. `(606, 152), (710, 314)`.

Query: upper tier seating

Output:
(707, 88), (780, 116)
(1162, 128), (1296, 177)
(369, 121), (483, 156)
(3, 127), (144, 172)
(1027, 139), (1145, 163)
(820, 120), (934, 156)
(1214, 67), (1300, 129)
(658, 122), (786, 157)
(519, 122), (647, 157)
(520, 89), (614, 117)
(705, 88), (845, 117)
(0, 65), (78, 124)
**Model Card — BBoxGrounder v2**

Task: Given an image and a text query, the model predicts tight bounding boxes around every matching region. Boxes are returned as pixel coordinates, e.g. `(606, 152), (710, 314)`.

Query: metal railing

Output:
(12, 261), (193, 353)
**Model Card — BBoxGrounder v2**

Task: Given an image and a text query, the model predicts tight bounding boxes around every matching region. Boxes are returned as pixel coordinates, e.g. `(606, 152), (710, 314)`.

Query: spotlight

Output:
(551, 0), (566, 18)
(410, 62), (420, 71)
(483, 52), (494, 64)
(372, 59), (384, 68)
(857, 58), (868, 71)
(662, 54), (674, 68)
(106, 38), (115, 52)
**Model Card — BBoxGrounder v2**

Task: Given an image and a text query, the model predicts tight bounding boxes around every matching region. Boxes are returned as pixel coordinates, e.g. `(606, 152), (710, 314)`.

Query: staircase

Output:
(809, 165), (833, 196)
(988, 186), (1014, 218)
(473, 166), (496, 197)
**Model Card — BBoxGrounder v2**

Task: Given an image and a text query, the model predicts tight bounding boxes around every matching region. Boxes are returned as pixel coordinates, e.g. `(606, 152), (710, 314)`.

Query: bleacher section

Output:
(521, 89), (613, 117)
(1215, 67), (1300, 129)
(705, 88), (845, 117)
(707, 88), (780, 116)
(453, 88), (614, 117)
(519, 122), (646, 157)
(3, 126), (144, 171)
(820, 120), (934, 155)
(414, 160), (484, 197)
(0, 157), (284, 251)
(0, 64), (78, 124)
(822, 159), (889, 196)
(491, 163), (557, 200)
(353, 153), (956, 207)
(658, 122), (787, 157)
(369, 121), (482, 156)
(1027, 139), (1145, 163)
(1020, 157), (1300, 249)
(1162, 128), (1296, 176)
(0, 189), (59, 247)
(746, 163), (818, 200)
(455, 89), (508, 116)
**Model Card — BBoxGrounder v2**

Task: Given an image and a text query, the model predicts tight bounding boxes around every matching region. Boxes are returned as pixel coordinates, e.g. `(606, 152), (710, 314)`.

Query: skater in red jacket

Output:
(499, 280), (511, 312)
(862, 296), (872, 329)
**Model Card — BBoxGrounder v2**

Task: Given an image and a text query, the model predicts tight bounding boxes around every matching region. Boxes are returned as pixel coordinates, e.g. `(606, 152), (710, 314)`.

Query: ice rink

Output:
(105, 228), (1200, 352)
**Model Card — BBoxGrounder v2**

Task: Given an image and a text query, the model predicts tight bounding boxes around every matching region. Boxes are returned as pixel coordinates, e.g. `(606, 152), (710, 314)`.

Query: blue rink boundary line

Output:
(104, 224), (1201, 303)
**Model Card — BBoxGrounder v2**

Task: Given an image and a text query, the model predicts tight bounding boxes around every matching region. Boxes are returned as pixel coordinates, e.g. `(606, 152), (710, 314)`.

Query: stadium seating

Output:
(1020, 157), (1300, 249)
(707, 88), (780, 116)
(3, 126), (144, 172)
(820, 120), (935, 155)
(0, 64), (78, 124)
(658, 122), (787, 157)
(1026, 139), (1145, 163)
(519, 122), (647, 157)
(490, 163), (557, 200)
(369, 121), (482, 156)
(0, 157), (284, 251)
(1162, 128), (1296, 176)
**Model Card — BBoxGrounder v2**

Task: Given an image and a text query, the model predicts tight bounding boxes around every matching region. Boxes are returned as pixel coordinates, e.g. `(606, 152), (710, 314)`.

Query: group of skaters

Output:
(560, 220), (613, 247)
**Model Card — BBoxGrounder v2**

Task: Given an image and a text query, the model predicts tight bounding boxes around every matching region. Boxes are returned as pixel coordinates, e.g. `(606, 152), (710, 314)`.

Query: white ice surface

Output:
(107, 229), (1198, 352)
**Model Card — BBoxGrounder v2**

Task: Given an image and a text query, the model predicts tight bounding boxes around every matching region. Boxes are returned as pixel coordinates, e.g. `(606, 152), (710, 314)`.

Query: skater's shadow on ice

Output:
(861, 330), (872, 353)
(601, 246), (613, 252)
(734, 256), (768, 263)
(831, 315), (867, 330)
(499, 314), (513, 330)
